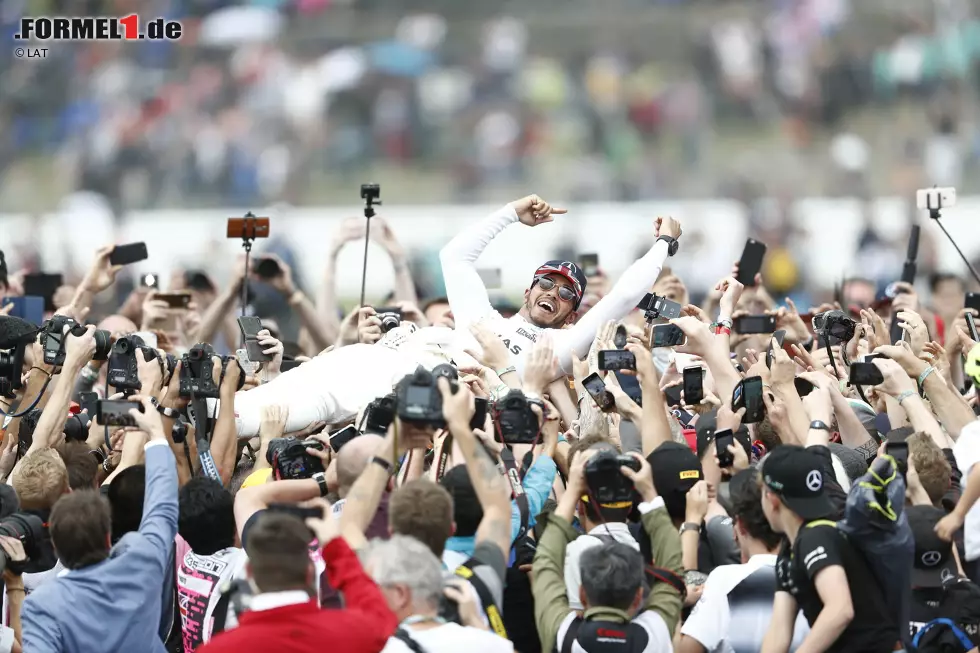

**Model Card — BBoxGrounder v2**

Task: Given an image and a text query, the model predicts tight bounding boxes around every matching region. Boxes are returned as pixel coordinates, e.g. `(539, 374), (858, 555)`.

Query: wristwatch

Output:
(150, 397), (180, 419)
(657, 235), (679, 257)
(809, 420), (831, 431)
(312, 472), (329, 497)
(679, 521), (701, 536)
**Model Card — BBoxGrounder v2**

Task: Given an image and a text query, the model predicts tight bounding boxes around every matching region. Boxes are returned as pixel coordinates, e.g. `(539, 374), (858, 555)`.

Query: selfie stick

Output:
(358, 185), (382, 309)
(928, 208), (980, 286)
(236, 212), (261, 319)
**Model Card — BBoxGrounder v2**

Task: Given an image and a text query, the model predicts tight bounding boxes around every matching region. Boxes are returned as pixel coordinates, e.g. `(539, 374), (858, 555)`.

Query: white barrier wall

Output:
(1, 194), (978, 298)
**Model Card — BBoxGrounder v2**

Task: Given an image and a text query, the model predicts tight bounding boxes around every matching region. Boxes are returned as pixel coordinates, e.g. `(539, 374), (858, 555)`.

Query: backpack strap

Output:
(912, 617), (975, 651)
(393, 627), (429, 653)
(454, 561), (508, 639)
(558, 617), (584, 653)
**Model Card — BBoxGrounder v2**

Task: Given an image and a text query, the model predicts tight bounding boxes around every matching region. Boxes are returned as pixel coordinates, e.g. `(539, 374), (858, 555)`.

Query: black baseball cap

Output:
(908, 504), (959, 589)
(533, 260), (587, 309)
(760, 445), (836, 521)
(647, 441), (703, 520)
(695, 409), (751, 462)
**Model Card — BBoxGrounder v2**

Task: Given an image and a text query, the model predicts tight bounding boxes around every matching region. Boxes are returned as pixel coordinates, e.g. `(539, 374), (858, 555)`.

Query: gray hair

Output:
(359, 535), (444, 611)
(579, 542), (644, 611)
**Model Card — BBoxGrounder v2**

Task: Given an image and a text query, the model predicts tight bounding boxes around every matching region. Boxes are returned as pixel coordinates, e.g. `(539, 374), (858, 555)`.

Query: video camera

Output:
(395, 366), (457, 427)
(0, 512), (43, 575)
(811, 310), (856, 343)
(107, 334), (158, 392)
(267, 436), (325, 480)
(494, 389), (543, 444)
(637, 293), (682, 322)
(585, 449), (641, 507)
(40, 315), (111, 367)
(179, 343), (244, 399)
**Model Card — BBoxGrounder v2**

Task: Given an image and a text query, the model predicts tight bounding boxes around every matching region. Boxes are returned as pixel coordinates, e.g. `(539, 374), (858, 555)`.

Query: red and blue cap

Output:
(533, 260), (587, 309)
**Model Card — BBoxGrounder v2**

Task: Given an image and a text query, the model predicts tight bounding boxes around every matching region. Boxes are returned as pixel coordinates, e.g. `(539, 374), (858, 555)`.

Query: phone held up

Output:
(238, 316), (273, 363)
(582, 373), (614, 412)
(732, 376), (765, 423)
(651, 324), (686, 348)
(736, 239), (767, 287)
(682, 367), (704, 405)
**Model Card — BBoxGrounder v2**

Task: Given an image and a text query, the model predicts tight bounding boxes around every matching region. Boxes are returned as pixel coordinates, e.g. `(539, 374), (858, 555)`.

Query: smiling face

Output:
(522, 273), (577, 328)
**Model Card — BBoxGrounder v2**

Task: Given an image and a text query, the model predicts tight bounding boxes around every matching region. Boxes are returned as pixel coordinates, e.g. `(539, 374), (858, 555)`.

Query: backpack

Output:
(912, 618), (974, 653)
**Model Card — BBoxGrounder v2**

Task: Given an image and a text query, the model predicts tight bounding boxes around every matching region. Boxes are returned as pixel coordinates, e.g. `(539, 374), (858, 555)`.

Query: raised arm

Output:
(129, 396), (179, 572)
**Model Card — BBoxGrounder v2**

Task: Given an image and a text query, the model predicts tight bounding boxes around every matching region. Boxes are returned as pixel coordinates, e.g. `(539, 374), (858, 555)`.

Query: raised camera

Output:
(396, 367), (451, 427)
(585, 449), (640, 506)
(266, 436), (325, 480)
(375, 307), (402, 333)
(179, 342), (244, 399)
(40, 316), (111, 367)
(811, 310), (856, 343)
(494, 389), (543, 444)
(107, 334), (156, 392)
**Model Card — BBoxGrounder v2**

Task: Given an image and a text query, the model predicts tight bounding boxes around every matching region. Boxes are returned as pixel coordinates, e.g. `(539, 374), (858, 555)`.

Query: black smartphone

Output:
(736, 239), (767, 287)
(156, 293), (192, 309)
(267, 503), (323, 522)
(23, 273), (63, 311)
(583, 373), (614, 411)
(664, 384), (683, 407)
(78, 391), (99, 417)
(965, 292), (980, 314)
(140, 273), (159, 288)
(889, 315), (906, 346)
(794, 377), (815, 397)
(613, 325), (627, 349)
(671, 408), (695, 428)
(682, 367), (704, 405)
(967, 312), (979, 343)
(715, 429), (735, 468)
(238, 316), (273, 363)
(254, 257), (282, 279)
(471, 397), (489, 430)
(732, 376), (765, 423)
(651, 324), (687, 348)
(733, 315), (777, 335)
(849, 362), (884, 386)
(96, 399), (143, 427)
(766, 330), (787, 368)
(580, 253), (599, 277)
(108, 242), (148, 266)
(598, 349), (636, 371)
(885, 441), (909, 478)
(329, 425), (360, 453)
(2, 296), (44, 325)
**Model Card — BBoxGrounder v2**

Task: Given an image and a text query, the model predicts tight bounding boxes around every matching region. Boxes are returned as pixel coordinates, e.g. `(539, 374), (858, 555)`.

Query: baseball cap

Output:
(760, 445), (836, 521)
(533, 260), (587, 309)
(695, 409), (751, 462)
(647, 442), (703, 520)
(908, 504), (959, 588)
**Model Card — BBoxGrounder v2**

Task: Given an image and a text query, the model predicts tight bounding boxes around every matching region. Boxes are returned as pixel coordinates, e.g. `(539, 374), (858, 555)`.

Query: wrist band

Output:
(896, 390), (916, 405)
(495, 366), (517, 378)
(370, 456), (394, 475)
(716, 317), (733, 329)
(89, 448), (107, 465)
(149, 397), (180, 419)
(715, 326), (731, 336)
(288, 290), (305, 307)
(917, 366), (936, 389)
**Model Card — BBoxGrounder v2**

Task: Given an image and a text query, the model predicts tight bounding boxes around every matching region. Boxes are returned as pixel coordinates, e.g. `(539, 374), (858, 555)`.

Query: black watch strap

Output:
(370, 456), (394, 475)
(312, 472), (329, 497)
(809, 420), (831, 431)
(150, 397), (180, 419)
(657, 235), (679, 256)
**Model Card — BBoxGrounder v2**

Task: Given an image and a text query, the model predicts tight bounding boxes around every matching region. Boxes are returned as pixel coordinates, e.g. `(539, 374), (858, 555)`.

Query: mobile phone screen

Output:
(733, 315), (776, 335)
(682, 367), (704, 405)
(885, 442), (909, 476)
(2, 296), (44, 325)
(598, 350), (636, 371)
(583, 373), (613, 410)
(733, 376), (764, 423)
(736, 239), (767, 287)
(471, 397), (488, 430)
(329, 425), (359, 453)
(849, 362), (884, 386)
(156, 293), (191, 309)
(652, 325), (686, 348)
(108, 242), (148, 266)
(715, 432), (735, 467)
(96, 399), (142, 426)
(664, 384), (683, 407)
(965, 292), (980, 315)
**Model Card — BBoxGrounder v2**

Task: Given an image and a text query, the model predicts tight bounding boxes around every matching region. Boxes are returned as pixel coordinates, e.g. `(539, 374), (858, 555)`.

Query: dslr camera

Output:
(811, 310), (856, 343)
(395, 367), (455, 427)
(179, 343), (244, 399)
(585, 449), (641, 507)
(363, 393), (397, 435)
(494, 389), (544, 444)
(107, 334), (157, 392)
(0, 512), (43, 575)
(40, 315), (111, 367)
(267, 436), (325, 480)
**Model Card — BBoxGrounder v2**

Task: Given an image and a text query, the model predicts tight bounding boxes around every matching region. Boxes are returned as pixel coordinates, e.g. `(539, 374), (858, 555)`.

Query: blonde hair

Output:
(14, 449), (69, 510)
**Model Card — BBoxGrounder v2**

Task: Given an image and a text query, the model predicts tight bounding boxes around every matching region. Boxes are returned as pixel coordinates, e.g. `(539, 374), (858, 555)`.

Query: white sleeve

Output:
(552, 239), (670, 374)
(439, 205), (519, 330)
(679, 578), (729, 651)
(0, 624), (13, 653)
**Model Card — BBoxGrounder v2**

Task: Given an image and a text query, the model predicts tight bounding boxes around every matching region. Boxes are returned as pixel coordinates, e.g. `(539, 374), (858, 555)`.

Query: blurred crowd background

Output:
(2, 0), (980, 304)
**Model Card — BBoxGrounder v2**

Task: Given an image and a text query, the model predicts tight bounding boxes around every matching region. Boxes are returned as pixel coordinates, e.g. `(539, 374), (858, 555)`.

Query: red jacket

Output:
(199, 538), (397, 653)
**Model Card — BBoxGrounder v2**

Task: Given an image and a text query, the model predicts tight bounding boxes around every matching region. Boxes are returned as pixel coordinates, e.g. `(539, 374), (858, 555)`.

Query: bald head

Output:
(337, 434), (385, 497)
(98, 314), (137, 335)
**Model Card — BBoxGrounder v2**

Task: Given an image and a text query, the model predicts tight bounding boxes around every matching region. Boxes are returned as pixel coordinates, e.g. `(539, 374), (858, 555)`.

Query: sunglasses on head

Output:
(537, 277), (577, 302)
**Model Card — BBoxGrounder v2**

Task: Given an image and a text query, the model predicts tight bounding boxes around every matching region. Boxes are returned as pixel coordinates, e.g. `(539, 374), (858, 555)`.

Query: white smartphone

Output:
(235, 349), (259, 376)
(916, 187), (957, 211)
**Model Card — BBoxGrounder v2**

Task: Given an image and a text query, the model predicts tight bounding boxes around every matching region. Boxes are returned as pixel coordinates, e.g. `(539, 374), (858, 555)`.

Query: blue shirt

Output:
(22, 442), (178, 653)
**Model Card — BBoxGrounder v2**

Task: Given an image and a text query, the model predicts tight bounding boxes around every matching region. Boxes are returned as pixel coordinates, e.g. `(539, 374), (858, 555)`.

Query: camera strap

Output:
(453, 561), (507, 638)
(434, 432), (453, 481)
(499, 448), (530, 541)
(190, 396), (222, 483)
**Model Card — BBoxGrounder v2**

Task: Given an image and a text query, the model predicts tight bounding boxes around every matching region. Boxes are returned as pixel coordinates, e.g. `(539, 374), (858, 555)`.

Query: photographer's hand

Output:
(303, 498), (341, 547)
(127, 395), (166, 441)
(439, 377), (476, 433)
(523, 334), (558, 395)
(65, 324), (97, 366)
(358, 308), (383, 345)
(620, 452), (657, 503)
(256, 329), (284, 382)
(556, 448), (595, 524)
(136, 348), (163, 397)
(80, 245), (124, 295)
(444, 580), (488, 631)
(686, 480), (709, 524)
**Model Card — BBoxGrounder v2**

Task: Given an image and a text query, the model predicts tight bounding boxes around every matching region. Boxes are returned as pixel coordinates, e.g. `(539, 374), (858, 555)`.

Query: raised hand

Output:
(82, 245), (124, 293)
(512, 195), (567, 227)
(655, 216), (682, 240)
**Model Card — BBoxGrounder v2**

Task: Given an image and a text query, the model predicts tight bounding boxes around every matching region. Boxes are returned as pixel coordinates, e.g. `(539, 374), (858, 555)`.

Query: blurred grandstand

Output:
(2, 0), (980, 212)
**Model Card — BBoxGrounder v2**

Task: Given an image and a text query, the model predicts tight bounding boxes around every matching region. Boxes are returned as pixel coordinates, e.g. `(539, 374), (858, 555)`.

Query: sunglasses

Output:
(537, 277), (577, 302)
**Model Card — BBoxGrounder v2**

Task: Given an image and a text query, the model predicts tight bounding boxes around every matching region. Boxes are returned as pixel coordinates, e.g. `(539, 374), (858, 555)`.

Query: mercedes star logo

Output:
(922, 551), (942, 567)
(805, 470), (822, 492)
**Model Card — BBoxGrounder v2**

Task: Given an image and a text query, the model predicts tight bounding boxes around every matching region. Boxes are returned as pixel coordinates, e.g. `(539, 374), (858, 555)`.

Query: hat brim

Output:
(780, 492), (837, 522)
(912, 560), (958, 589)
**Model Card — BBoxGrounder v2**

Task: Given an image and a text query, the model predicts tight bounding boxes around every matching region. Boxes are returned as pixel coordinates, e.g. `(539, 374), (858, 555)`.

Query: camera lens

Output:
(0, 513), (43, 575)
(380, 314), (400, 333)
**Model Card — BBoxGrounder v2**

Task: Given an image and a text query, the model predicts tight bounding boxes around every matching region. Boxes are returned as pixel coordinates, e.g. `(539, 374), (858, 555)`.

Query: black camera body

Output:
(363, 393), (397, 435)
(585, 449), (641, 506)
(267, 436), (325, 480)
(107, 334), (156, 392)
(179, 343), (243, 399)
(0, 512), (44, 574)
(40, 316), (111, 366)
(360, 183), (381, 202)
(396, 367), (452, 427)
(812, 310), (856, 343)
(494, 390), (543, 444)
(63, 412), (91, 442)
(375, 307), (402, 333)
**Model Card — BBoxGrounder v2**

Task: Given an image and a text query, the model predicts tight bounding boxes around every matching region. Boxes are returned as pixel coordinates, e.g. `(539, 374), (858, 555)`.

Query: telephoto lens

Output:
(0, 513), (43, 575)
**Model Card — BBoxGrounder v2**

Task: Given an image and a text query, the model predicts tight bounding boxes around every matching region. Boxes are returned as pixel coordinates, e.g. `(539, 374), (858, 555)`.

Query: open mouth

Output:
(536, 299), (556, 314)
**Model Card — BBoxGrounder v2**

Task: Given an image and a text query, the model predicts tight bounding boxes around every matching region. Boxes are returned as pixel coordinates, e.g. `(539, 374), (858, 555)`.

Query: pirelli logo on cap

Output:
(679, 470), (700, 480)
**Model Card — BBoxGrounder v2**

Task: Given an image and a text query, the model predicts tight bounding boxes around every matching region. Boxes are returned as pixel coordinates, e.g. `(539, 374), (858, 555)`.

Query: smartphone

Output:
(889, 314), (906, 346)
(732, 376), (765, 423)
(664, 384), (683, 407)
(23, 273), (63, 311)
(598, 350), (636, 371)
(736, 239), (767, 287)
(967, 312), (979, 342)
(266, 503), (323, 522)
(966, 292), (980, 315)
(96, 399), (143, 427)
(794, 377), (815, 397)
(766, 330), (787, 368)
(253, 257), (282, 279)
(683, 367), (704, 405)
(108, 242), (148, 266)
(155, 293), (192, 309)
(651, 324), (687, 348)
(849, 362), (884, 386)
(671, 408), (695, 428)
(471, 397), (489, 430)
(583, 373), (614, 411)
(329, 425), (360, 453)
(477, 268), (502, 289)
(885, 441), (909, 478)
(236, 349), (259, 376)
(733, 315), (776, 335)
(613, 325), (628, 349)
(238, 316), (273, 363)
(140, 273), (159, 289)
(2, 296), (44, 325)
(715, 429), (735, 468)
(227, 216), (270, 240)
(637, 293), (683, 321)
(78, 391), (99, 417)
(580, 253), (599, 277)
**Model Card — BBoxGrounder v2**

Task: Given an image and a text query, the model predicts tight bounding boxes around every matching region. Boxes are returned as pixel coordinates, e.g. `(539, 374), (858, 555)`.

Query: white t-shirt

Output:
(382, 623), (514, 653)
(176, 546), (248, 650)
(681, 554), (810, 653)
(564, 522), (639, 611)
(953, 421), (980, 561)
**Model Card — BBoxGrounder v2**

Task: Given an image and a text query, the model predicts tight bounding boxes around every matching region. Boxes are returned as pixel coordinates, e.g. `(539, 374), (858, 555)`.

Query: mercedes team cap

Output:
(533, 260), (587, 308)
(908, 504), (959, 589)
(760, 445), (836, 521)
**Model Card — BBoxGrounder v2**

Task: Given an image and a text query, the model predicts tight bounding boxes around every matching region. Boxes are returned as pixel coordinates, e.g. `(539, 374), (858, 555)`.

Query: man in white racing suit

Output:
(231, 195), (681, 437)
